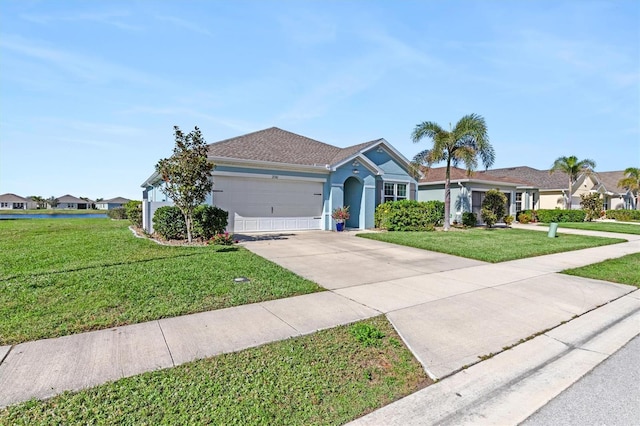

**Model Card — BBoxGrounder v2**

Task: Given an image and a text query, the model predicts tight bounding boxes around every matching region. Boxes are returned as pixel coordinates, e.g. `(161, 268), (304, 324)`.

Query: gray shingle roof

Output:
(484, 166), (568, 189)
(57, 194), (94, 203)
(207, 127), (379, 167)
(593, 171), (627, 193)
(419, 167), (533, 185)
(101, 197), (131, 204)
(0, 193), (29, 203)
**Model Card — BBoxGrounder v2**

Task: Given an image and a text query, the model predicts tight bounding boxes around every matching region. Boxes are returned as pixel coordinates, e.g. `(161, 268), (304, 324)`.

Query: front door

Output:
(344, 177), (363, 229)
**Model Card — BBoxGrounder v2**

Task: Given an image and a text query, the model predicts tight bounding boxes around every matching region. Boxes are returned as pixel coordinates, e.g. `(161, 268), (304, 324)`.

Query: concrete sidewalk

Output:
(1, 225), (638, 411)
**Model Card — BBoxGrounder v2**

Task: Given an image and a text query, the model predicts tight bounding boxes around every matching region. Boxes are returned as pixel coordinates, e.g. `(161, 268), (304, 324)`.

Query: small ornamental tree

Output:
(481, 189), (507, 228)
(156, 126), (214, 242)
(580, 193), (603, 222)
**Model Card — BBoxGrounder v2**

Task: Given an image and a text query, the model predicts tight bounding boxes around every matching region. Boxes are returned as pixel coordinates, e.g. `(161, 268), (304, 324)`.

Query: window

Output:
(0, 202), (8, 208)
(384, 182), (407, 202)
(515, 192), (522, 212)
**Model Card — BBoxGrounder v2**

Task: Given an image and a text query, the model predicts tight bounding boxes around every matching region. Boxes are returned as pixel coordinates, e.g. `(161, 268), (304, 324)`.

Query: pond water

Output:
(0, 213), (108, 219)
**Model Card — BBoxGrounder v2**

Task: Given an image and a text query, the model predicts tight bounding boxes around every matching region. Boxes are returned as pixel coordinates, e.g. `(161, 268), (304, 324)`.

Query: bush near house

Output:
(535, 209), (586, 223)
(606, 209), (640, 221)
(153, 205), (228, 240)
(374, 200), (444, 231)
(106, 207), (127, 220)
(580, 193), (603, 222)
(462, 212), (477, 227)
(125, 200), (143, 227)
(480, 189), (507, 228)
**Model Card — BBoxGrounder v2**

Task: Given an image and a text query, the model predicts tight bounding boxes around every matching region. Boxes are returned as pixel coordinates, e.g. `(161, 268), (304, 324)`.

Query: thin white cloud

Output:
(279, 29), (440, 121)
(155, 15), (212, 37)
(120, 105), (254, 134)
(0, 35), (163, 86)
(21, 11), (142, 31)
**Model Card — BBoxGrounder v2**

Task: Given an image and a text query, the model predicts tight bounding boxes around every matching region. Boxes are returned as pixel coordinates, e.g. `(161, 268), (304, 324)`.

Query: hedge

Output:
(106, 207), (127, 220)
(375, 200), (444, 231)
(605, 209), (640, 221)
(535, 209), (586, 223)
(124, 200), (142, 227)
(153, 205), (229, 240)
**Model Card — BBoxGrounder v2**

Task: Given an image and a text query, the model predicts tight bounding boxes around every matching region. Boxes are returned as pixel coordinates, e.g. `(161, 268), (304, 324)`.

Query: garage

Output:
(212, 175), (324, 232)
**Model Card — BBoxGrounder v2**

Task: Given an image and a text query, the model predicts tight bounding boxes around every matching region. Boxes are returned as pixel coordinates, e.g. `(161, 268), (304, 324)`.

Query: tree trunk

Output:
(185, 214), (193, 243)
(567, 179), (573, 210)
(443, 160), (451, 231)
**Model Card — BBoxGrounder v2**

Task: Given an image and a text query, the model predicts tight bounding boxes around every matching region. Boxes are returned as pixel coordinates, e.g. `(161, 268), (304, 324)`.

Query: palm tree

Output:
(549, 156), (596, 210)
(412, 113), (494, 230)
(618, 167), (640, 210)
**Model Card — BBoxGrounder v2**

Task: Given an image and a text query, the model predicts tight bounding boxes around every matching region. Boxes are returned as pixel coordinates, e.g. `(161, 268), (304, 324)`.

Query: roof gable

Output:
(0, 193), (29, 203)
(57, 194), (93, 203)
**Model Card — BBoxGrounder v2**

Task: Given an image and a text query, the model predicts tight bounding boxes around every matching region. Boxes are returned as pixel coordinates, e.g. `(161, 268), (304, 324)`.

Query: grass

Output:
(540, 221), (640, 235)
(0, 219), (322, 345)
(358, 228), (625, 263)
(0, 317), (431, 425)
(563, 253), (640, 288)
(0, 209), (104, 215)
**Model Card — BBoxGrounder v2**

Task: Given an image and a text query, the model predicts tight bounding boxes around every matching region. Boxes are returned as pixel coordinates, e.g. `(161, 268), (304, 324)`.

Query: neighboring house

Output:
(96, 197), (131, 210)
(0, 193), (29, 210)
(417, 167), (539, 224)
(484, 167), (636, 210)
(56, 194), (94, 210)
(141, 127), (417, 233)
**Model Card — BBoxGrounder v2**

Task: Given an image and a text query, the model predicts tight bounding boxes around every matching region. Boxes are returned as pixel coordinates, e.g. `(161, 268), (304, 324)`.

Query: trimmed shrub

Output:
(462, 212), (477, 227)
(504, 215), (514, 226)
(518, 212), (532, 224)
(580, 193), (603, 222)
(124, 200), (142, 227)
(374, 200), (444, 231)
(536, 209), (586, 223)
(107, 207), (127, 220)
(193, 205), (228, 239)
(481, 189), (507, 228)
(606, 209), (640, 221)
(153, 206), (186, 240)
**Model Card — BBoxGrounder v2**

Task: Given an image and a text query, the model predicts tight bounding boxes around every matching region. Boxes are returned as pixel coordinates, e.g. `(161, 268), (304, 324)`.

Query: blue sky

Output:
(1, 0), (638, 200)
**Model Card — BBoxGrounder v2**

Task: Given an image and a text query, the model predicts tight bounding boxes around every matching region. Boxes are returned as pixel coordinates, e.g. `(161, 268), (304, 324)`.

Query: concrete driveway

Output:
(243, 230), (637, 379)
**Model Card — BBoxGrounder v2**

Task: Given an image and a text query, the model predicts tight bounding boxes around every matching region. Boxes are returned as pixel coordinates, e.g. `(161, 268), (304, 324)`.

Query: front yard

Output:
(563, 253), (640, 287)
(0, 219), (322, 345)
(551, 221), (640, 235)
(0, 317), (431, 425)
(358, 228), (625, 263)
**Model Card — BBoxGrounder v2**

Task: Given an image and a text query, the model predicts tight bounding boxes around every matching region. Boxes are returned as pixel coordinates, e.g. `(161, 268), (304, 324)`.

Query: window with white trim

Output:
(384, 182), (407, 202)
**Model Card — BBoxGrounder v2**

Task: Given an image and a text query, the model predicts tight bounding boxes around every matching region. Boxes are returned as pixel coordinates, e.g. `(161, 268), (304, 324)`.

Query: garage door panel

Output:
(212, 175), (324, 232)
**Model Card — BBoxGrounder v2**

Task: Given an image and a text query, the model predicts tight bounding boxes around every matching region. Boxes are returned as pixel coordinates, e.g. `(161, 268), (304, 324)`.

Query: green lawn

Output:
(0, 209), (105, 215)
(358, 228), (625, 263)
(0, 317), (430, 425)
(563, 253), (640, 288)
(0, 219), (322, 345)
(547, 221), (640, 235)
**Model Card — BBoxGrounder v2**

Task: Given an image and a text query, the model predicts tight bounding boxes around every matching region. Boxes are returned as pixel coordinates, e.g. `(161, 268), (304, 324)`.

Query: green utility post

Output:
(548, 222), (559, 238)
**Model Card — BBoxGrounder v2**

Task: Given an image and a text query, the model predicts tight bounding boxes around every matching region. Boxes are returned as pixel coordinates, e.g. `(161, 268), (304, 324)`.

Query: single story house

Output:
(483, 167), (636, 210)
(141, 127), (417, 233)
(96, 197), (131, 210)
(417, 167), (539, 224)
(0, 193), (29, 210)
(56, 195), (94, 210)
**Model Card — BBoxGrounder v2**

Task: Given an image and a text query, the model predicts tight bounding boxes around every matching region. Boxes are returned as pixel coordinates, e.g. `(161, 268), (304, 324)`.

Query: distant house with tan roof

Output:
(56, 195), (94, 210)
(141, 127), (417, 233)
(0, 193), (29, 210)
(95, 197), (131, 210)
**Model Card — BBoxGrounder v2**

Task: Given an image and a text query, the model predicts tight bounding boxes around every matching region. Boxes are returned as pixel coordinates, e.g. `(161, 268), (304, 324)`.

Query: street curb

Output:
(348, 292), (640, 425)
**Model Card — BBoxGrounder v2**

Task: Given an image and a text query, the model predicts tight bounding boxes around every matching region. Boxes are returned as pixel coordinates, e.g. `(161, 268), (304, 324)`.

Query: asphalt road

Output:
(522, 334), (640, 426)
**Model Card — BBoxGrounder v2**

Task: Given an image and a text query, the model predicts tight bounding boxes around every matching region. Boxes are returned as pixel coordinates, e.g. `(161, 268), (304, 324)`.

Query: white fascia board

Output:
(212, 170), (327, 183)
(140, 171), (162, 188)
(209, 156), (330, 173)
(330, 153), (383, 175)
(368, 139), (414, 168)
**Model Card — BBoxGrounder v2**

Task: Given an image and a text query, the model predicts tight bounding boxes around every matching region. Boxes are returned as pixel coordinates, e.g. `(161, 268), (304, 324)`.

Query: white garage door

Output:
(212, 175), (324, 232)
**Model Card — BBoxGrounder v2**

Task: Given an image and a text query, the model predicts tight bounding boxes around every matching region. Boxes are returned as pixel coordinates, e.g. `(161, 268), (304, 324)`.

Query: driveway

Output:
(243, 230), (637, 379)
